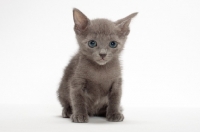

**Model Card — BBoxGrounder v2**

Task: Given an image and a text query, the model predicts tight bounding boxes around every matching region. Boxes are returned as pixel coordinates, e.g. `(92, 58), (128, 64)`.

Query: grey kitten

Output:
(57, 8), (137, 123)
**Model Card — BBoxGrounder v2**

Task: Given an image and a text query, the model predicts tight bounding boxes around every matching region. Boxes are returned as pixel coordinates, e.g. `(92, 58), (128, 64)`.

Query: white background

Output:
(0, 0), (200, 132)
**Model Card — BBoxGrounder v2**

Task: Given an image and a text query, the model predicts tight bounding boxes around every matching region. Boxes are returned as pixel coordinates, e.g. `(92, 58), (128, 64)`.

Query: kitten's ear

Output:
(115, 12), (138, 36)
(73, 8), (90, 34)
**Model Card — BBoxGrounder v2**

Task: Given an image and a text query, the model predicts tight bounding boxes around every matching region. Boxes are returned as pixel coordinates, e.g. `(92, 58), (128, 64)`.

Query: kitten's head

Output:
(73, 8), (138, 65)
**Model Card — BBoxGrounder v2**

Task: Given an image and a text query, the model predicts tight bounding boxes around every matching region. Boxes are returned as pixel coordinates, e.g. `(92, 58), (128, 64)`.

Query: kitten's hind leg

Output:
(58, 96), (72, 118)
(62, 106), (72, 118)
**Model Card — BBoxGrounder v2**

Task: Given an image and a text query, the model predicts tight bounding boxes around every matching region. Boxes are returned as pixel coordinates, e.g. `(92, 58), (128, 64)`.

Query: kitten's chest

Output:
(83, 65), (121, 83)
(75, 61), (121, 95)
(80, 65), (120, 95)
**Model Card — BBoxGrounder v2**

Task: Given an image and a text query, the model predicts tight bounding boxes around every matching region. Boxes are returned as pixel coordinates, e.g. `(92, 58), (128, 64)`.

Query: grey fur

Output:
(57, 8), (137, 123)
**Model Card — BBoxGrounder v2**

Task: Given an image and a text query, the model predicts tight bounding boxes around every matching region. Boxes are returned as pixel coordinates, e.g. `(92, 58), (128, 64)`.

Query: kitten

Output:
(57, 8), (137, 123)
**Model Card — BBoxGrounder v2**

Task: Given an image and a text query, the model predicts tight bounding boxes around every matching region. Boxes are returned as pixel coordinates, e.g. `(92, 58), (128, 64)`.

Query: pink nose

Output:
(99, 54), (106, 59)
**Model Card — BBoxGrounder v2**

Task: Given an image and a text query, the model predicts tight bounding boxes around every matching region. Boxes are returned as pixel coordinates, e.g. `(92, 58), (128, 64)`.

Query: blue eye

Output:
(109, 41), (118, 48)
(88, 40), (97, 48)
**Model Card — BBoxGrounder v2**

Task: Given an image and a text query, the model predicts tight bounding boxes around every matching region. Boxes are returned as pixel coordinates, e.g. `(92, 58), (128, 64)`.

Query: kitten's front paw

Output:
(71, 114), (89, 123)
(107, 113), (124, 122)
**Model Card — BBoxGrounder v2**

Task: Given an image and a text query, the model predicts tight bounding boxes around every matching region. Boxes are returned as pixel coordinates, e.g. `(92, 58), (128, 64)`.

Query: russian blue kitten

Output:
(57, 8), (137, 123)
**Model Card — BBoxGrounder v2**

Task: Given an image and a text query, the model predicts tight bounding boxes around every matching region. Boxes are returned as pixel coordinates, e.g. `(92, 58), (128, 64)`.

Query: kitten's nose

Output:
(99, 54), (106, 59)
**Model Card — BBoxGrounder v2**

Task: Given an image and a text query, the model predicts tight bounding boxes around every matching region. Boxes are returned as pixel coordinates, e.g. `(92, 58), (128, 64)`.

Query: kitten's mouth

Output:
(98, 58), (107, 62)
(96, 59), (107, 65)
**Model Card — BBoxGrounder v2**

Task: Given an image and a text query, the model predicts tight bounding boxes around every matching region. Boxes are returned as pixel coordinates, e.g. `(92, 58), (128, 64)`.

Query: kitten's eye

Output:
(109, 41), (118, 48)
(88, 40), (97, 48)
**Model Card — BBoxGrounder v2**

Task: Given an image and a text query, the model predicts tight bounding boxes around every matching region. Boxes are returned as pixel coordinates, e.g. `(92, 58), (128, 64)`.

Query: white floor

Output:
(0, 105), (199, 132)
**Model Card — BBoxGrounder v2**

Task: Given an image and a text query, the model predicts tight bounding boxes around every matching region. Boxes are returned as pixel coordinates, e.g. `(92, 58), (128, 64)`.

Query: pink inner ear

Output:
(74, 24), (81, 32)
(115, 12), (138, 30)
(73, 9), (89, 31)
(74, 20), (88, 33)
